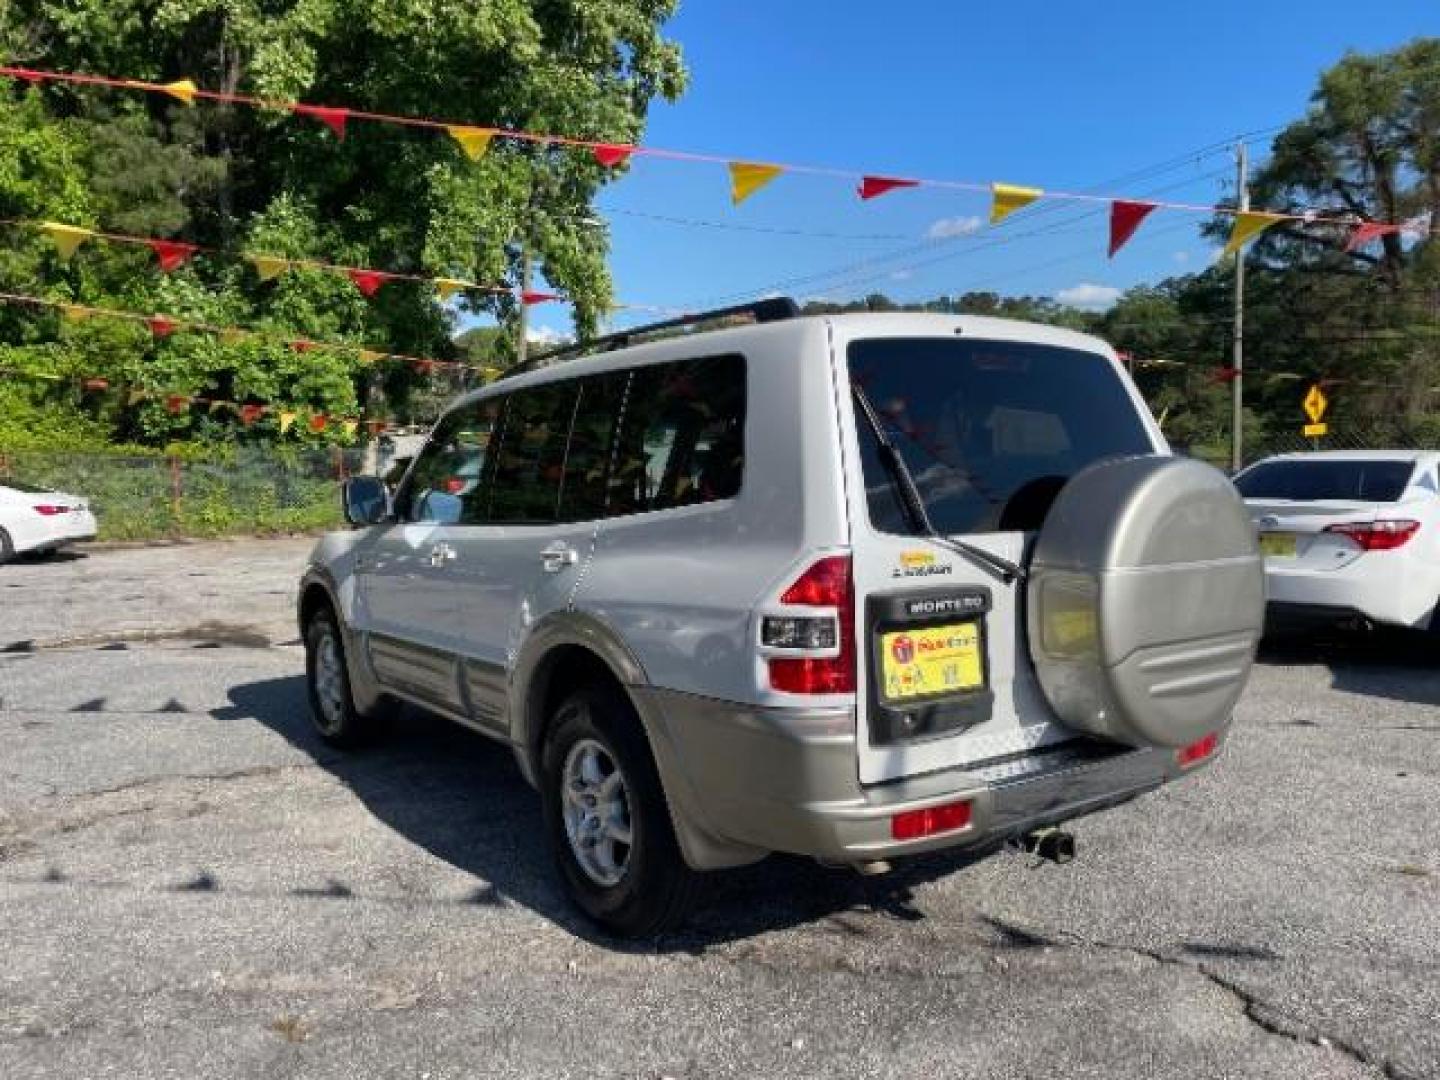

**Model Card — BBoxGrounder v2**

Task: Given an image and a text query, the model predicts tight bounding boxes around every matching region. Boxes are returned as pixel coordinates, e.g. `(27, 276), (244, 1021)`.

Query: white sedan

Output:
(1234, 450), (1440, 631)
(0, 480), (99, 563)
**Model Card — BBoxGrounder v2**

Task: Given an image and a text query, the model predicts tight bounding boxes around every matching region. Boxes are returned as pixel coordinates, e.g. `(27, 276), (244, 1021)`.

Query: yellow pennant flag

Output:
(248, 254), (291, 282)
(219, 328), (247, 345)
(59, 303), (93, 322)
(341, 419), (359, 439)
(729, 162), (784, 205)
(40, 222), (94, 260)
(447, 126), (496, 161)
(278, 410), (298, 435)
(1223, 211), (1282, 257)
(127, 388), (149, 406)
(434, 277), (473, 300)
(161, 79), (198, 106)
(990, 183), (1043, 224)
(358, 349), (385, 364)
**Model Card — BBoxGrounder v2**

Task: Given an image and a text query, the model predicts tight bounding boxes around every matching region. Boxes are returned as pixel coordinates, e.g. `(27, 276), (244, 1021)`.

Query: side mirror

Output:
(342, 475), (389, 527)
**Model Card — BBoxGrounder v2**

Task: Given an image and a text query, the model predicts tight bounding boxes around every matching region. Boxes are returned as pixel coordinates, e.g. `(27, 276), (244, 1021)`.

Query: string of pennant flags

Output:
(2, 65), (1434, 260)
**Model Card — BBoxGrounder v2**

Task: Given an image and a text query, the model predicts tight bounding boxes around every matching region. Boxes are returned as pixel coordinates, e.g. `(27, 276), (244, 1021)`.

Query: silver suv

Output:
(299, 299), (1264, 935)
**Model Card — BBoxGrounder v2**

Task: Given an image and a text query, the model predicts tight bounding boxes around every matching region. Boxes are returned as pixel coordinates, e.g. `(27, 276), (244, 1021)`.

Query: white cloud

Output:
(1056, 283), (1122, 309)
(526, 325), (572, 346)
(925, 215), (982, 240)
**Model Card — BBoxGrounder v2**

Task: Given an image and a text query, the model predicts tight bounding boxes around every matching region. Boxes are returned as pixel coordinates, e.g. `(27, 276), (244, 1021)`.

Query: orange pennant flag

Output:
(1223, 211), (1282, 257)
(239, 404), (265, 426)
(161, 79), (198, 106)
(40, 222), (93, 260)
(165, 394), (189, 415)
(278, 410), (298, 435)
(729, 162), (784, 205)
(309, 413), (328, 433)
(248, 254), (290, 282)
(990, 183), (1043, 224)
(447, 126), (496, 161)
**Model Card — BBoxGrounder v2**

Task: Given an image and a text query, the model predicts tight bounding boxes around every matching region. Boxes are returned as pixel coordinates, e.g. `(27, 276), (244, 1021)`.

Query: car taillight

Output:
(1176, 731), (1220, 769)
(33, 504), (69, 516)
(766, 555), (855, 694)
(891, 799), (973, 841)
(1324, 520), (1419, 551)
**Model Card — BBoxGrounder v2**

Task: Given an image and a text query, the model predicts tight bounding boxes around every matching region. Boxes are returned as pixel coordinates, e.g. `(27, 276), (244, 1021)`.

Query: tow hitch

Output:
(1020, 827), (1076, 864)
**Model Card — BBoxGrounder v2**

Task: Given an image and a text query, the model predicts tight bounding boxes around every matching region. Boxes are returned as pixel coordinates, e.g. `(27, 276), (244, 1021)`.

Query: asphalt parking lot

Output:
(1, 539), (1437, 1079)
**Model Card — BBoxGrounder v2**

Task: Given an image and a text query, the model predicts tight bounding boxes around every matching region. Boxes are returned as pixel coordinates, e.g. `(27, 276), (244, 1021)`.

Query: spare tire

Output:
(1027, 455), (1263, 749)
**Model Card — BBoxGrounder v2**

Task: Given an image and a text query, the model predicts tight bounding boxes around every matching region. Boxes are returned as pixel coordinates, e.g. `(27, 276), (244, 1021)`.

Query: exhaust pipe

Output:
(1021, 827), (1076, 865)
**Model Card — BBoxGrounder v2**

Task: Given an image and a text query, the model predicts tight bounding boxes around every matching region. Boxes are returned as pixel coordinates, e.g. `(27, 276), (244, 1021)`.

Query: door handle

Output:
(428, 542), (457, 568)
(539, 542), (578, 573)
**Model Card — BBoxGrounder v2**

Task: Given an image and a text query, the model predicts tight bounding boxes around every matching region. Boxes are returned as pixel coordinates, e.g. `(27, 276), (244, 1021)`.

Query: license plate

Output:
(1258, 533), (1297, 558)
(879, 621), (984, 702)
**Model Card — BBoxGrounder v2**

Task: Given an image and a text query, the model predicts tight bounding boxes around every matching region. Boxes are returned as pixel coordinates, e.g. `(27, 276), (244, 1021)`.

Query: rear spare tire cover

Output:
(1027, 455), (1263, 748)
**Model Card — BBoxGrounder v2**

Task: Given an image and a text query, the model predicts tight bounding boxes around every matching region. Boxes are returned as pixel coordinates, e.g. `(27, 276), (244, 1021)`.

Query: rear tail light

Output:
(891, 799), (973, 840)
(766, 555), (856, 694)
(1176, 731), (1220, 769)
(33, 504), (70, 516)
(1324, 520), (1419, 551)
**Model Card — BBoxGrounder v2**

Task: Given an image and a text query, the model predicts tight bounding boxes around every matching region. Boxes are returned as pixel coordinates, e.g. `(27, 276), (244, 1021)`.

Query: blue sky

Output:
(522, 0), (1436, 341)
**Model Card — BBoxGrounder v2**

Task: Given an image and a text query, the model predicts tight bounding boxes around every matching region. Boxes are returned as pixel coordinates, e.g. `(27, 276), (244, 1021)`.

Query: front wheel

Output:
(541, 686), (697, 937)
(304, 609), (376, 748)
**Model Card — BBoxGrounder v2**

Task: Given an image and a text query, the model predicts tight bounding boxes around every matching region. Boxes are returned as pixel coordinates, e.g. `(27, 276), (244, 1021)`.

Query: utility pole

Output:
(1231, 141), (1248, 473)
(517, 238), (531, 366)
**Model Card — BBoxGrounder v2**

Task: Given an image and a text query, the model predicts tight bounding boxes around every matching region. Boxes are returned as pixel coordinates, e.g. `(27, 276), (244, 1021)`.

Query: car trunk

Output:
(1246, 499), (1386, 570)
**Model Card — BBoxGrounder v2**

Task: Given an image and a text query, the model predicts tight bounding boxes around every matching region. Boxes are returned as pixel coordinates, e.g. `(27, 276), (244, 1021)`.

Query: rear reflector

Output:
(33, 504), (70, 516)
(891, 799), (973, 841)
(767, 555), (855, 694)
(1176, 731), (1220, 769)
(1324, 519), (1419, 551)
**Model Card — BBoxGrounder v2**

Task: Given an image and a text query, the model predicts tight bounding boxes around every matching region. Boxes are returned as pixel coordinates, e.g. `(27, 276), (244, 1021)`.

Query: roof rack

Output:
(500, 297), (799, 381)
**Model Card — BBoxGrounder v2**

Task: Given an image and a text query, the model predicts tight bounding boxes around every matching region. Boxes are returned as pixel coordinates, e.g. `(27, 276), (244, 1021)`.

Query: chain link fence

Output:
(0, 447), (375, 541)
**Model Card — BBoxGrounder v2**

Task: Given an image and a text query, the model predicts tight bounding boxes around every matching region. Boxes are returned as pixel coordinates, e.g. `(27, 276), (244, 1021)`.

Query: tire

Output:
(540, 686), (697, 937)
(304, 608), (375, 748)
(0, 528), (12, 565)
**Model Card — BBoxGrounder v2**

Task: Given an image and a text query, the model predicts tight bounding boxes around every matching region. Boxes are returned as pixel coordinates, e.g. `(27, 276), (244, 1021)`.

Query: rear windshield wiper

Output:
(850, 383), (1026, 586)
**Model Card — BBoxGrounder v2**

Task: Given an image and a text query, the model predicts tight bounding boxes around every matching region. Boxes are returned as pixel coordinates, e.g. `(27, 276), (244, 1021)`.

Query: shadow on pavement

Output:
(1258, 624), (1440, 709)
(219, 674), (999, 950)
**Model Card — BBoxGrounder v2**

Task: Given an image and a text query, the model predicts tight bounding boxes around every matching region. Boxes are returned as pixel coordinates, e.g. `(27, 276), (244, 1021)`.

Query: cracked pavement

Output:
(1, 540), (1438, 1078)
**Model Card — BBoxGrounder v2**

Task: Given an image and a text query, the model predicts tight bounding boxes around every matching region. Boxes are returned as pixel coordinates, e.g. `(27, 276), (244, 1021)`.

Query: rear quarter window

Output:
(1234, 459), (1416, 502)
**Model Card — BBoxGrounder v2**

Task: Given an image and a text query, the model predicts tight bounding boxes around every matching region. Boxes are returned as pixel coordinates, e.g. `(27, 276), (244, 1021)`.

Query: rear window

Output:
(2, 479), (53, 494)
(848, 338), (1153, 534)
(1234, 459), (1415, 502)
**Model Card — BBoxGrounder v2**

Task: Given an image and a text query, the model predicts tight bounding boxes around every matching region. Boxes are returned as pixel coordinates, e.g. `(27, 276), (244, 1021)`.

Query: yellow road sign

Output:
(1303, 422), (1328, 437)
(1302, 384), (1328, 424)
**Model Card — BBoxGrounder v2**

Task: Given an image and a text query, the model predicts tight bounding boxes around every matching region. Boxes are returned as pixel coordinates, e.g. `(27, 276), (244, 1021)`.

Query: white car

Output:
(1235, 450), (1440, 631)
(0, 480), (99, 563)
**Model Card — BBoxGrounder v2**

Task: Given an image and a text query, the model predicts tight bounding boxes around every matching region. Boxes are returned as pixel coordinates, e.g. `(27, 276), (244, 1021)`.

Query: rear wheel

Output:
(304, 608), (376, 748)
(540, 686), (697, 937)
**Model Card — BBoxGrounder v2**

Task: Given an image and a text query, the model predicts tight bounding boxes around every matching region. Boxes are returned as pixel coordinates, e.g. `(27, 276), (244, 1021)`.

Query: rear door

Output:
(1237, 457), (1419, 570)
(836, 328), (1163, 784)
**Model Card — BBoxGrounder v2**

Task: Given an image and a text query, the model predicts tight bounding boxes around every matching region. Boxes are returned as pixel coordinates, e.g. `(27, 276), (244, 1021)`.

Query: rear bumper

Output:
(633, 686), (1195, 870)
(1264, 558), (1439, 629)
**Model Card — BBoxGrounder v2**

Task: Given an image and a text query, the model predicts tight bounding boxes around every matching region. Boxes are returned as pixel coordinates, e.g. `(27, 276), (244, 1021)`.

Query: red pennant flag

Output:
(309, 414), (328, 433)
(520, 289), (560, 306)
(165, 393), (189, 414)
(1108, 200), (1158, 258)
(147, 316), (177, 338)
(291, 339), (316, 354)
(239, 403), (265, 426)
(347, 269), (387, 297)
(366, 420), (386, 436)
(82, 378), (109, 391)
(858, 175), (919, 201)
(9, 67), (47, 85)
(149, 239), (198, 272)
(292, 104), (349, 140)
(592, 143), (634, 168)
(412, 359), (435, 376)
(1212, 366), (1240, 384)
(1344, 221), (1399, 253)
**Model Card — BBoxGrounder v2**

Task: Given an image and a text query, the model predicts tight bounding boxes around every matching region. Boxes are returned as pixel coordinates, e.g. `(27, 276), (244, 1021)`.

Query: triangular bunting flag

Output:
(165, 394), (189, 415)
(127, 388), (149, 406)
(60, 304), (92, 322)
(239, 404), (265, 425)
(208, 399), (232, 415)
(520, 289), (560, 306)
(1222, 212), (1282, 256)
(248, 254), (290, 282)
(858, 175), (918, 201)
(40, 222), (93, 260)
(366, 420), (386, 436)
(348, 269), (387, 297)
(413, 359), (435, 376)
(593, 143), (634, 168)
(149, 239), (198, 272)
(278, 410), (298, 435)
(358, 349), (384, 364)
(291, 339), (316, 354)
(146, 316), (177, 339)
(447, 126), (496, 161)
(729, 162), (784, 205)
(309, 413), (328, 433)
(220, 328), (247, 345)
(1108, 200), (1158, 257)
(160, 79), (198, 106)
(435, 277), (471, 300)
(82, 378), (109, 391)
(341, 419), (359, 439)
(1343, 221), (1398, 253)
(1399, 211), (1432, 241)
(293, 104), (349, 140)
(990, 183), (1043, 224)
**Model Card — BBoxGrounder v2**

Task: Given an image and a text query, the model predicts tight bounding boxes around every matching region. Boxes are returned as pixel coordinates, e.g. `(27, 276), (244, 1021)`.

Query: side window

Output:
(401, 409), (488, 524)
(609, 354), (746, 516)
(558, 371), (629, 522)
(487, 380), (579, 524)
